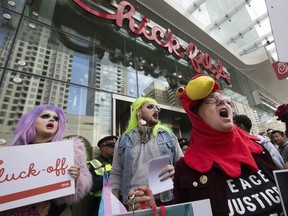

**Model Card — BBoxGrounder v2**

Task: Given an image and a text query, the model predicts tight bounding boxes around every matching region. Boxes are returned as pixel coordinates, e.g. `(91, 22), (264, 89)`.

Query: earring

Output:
(137, 113), (147, 126)
(139, 118), (147, 126)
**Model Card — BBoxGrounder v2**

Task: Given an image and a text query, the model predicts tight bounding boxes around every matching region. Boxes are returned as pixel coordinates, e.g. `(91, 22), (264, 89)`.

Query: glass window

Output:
(0, 0), (26, 14)
(0, 9), (21, 67)
(0, 0), (285, 150)
(0, 70), (115, 148)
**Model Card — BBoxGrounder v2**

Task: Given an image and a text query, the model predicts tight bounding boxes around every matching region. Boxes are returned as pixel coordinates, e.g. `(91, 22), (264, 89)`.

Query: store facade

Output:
(0, 0), (284, 158)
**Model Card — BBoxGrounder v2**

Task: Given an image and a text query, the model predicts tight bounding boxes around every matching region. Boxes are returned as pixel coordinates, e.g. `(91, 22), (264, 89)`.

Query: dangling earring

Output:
(138, 113), (147, 126)
(139, 119), (147, 126)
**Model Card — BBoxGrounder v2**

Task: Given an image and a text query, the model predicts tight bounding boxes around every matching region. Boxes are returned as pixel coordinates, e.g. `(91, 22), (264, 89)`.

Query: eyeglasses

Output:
(145, 104), (161, 112)
(203, 94), (231, 105)
(39, 114), (59, 122)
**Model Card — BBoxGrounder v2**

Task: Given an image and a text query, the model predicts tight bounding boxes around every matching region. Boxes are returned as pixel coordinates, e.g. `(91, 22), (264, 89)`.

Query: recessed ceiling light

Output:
(3, 13), (11, 20)
(13, 77), (22, 84)
(29, 23), (36, 29)
(32, 11), (39, 16)
(8, 1), (15, 6)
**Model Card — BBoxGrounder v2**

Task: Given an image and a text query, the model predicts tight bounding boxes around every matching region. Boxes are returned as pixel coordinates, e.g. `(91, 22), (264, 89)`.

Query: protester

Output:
(178, 138), (189, 154)
(87, 135), (118, 216)
(258, 131), (267, 137)
(266, 128), (274, 143)
(233, 114), (284, 169)
(109, 97), (183, 206)
(271, 130), (288, 163)
(128, 75), (283, 216)
(1, 104), (92, 216)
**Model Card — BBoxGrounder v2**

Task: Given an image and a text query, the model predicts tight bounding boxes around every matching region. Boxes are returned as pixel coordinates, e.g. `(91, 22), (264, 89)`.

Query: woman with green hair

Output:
(109, 97), (183, 206)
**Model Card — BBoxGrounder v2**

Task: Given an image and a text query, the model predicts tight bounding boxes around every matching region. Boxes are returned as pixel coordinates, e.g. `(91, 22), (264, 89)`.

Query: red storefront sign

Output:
(73, 0), (231, 85)
(272, 61), (288, 80)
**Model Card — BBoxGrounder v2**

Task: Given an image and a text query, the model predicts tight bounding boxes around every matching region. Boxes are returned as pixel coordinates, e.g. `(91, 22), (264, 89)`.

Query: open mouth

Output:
(46, 123), (54, 129)
(153, 113), (158, 119)
(219, 108), (229, 118)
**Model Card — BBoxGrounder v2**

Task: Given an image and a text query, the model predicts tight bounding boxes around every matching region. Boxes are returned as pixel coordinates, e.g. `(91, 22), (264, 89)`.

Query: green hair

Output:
(124, 97), (172, 136)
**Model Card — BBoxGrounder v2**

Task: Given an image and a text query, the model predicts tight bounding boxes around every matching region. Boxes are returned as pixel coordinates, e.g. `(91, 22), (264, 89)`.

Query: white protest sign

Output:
(148, 155), (173, 195)
(273, 170), (288, 216)
(0, 140), (75, 211)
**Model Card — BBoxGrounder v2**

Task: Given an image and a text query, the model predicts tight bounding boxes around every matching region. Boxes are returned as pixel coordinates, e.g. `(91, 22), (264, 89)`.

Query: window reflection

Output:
(0, 9), (21, 67)
(0, 0), (26, 14)
(0, 0), (286, 151)
(0, 70), (114, 148)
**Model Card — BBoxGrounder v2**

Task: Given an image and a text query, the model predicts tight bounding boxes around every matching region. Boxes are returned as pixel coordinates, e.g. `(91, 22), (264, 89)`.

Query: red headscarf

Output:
(177, 75), (263, 178)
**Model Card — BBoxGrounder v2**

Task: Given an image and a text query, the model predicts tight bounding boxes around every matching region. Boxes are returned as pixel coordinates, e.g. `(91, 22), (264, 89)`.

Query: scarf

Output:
(184, 112), (263, 178)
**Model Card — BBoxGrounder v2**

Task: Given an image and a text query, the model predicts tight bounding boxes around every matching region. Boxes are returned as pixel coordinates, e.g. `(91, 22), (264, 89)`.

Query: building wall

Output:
(0, 0), (285, 151)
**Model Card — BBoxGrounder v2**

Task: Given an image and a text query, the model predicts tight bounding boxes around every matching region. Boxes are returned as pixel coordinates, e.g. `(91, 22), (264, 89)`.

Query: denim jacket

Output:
(117, 129), (177, 204)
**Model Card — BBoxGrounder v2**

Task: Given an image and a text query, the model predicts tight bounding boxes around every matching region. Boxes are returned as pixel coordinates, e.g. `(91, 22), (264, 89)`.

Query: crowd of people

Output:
(125, 75), (287, 216)
(2, 75), (288, 216)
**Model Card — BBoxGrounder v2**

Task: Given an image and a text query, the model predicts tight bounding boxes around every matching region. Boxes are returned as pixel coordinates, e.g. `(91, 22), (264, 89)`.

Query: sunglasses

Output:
(145, 104), (161, 112)
(105, 143), (115, 148)
(39, 114), (59, 122)
(203, 94), (231, 105)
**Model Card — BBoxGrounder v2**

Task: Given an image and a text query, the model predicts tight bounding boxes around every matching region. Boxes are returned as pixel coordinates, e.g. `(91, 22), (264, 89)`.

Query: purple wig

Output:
(10, 104), (67, 146)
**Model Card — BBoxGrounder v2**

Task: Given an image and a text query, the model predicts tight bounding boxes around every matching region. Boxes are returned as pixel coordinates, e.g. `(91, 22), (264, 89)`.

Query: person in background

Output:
(233, 114), (284, 169)
(128, 75), (283, 216)
(271, 130), (288, 163)
(275, 103), (288, 168)
(266, 128), (274, 142)
(109, 97), (183, 207)
(232, 114), (251, 133)
(0, 104), (92, 216)
(258, 131), (267, 137)
(178, 138), (189, 154)
(87, 135), (118, 216)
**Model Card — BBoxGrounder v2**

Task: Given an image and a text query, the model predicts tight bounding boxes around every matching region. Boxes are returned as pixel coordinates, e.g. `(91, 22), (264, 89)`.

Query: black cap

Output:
(97, 135), (118, 147)
(178, 138), (189, 148)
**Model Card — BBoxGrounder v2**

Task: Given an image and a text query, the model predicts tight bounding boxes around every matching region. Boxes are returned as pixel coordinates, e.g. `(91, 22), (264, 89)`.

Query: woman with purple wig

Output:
(1, 104), (92, 216)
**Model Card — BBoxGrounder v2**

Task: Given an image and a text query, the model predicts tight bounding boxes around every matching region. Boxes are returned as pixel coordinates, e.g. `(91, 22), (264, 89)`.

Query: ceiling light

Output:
(17, 60), (26, 66)
(3, 13), (11, 20)
(13, 77), (22, 84)
(8, 1), (15, 6)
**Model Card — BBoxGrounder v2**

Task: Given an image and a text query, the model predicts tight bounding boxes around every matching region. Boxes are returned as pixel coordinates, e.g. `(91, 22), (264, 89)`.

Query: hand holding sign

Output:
(68, 165), (81, 179)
